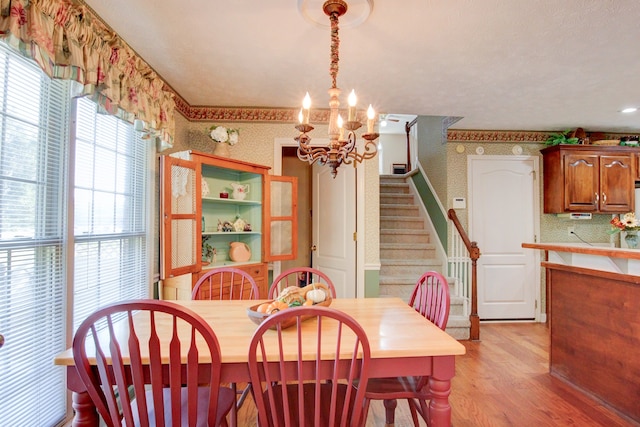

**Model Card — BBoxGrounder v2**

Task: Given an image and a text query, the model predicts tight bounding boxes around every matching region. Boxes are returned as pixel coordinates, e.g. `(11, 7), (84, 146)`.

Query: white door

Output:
(469, 155), (539, 320)
(312, 163), (357, 298)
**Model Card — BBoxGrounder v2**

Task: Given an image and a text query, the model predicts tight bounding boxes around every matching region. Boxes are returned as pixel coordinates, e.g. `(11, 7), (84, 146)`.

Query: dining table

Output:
(54, 297), (466, 427)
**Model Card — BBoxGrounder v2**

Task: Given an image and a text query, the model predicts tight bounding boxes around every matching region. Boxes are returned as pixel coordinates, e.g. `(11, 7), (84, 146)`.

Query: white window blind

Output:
(0, 44), (69, 426)
(0, 41), (152, 426)
(72, 97), (150, 330)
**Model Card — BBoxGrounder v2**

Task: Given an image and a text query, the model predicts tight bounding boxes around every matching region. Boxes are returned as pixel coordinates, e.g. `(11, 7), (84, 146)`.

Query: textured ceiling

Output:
(84, 0), (640, 133)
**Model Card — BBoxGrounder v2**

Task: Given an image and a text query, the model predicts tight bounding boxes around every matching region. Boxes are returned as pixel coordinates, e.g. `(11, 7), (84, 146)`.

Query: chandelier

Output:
(295, 0), (379, 178)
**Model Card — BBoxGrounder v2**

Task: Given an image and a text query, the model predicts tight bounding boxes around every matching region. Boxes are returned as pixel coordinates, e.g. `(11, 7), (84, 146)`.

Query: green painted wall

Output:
(411, 171), (448, 252)
(364, 269), (379, 298)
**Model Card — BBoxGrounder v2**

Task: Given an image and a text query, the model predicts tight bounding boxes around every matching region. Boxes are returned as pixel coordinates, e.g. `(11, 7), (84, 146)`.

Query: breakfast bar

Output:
(522, 243), (640, 424)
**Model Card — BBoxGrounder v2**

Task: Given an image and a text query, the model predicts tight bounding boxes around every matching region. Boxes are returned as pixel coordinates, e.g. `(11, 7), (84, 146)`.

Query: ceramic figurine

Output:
(233, 216), (246, 232)
(230, 183), (250, 200)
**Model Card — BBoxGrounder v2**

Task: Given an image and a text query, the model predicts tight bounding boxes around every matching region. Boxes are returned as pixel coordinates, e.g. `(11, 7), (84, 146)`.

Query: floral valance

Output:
(0, 0), (174, 145)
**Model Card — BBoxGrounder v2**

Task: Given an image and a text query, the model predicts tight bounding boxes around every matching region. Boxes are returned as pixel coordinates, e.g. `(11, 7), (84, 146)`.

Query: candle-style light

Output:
(347, 90), (357, 122)
(294, 0), (379, 178)
(367, 104), (375, 134)
(338, 114), (345, 140)
(301, 92), (311, 125)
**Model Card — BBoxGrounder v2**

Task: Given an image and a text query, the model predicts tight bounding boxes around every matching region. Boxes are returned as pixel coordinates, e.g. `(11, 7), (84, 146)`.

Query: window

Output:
(0, 43), (153, 426)
(72, 97), (151, 330)
(0, 43), (69, 426)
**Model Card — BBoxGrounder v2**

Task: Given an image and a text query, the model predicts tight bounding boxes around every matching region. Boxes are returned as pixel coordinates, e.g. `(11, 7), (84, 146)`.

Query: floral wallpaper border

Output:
(170, 88), (364, 124)
(171, 91), (630, 141)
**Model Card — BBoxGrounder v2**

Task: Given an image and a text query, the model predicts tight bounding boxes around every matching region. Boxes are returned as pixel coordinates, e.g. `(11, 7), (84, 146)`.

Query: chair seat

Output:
(363, 376), (429, 399)
(263, 382), (356, 426)
(131, 386), (236, 427)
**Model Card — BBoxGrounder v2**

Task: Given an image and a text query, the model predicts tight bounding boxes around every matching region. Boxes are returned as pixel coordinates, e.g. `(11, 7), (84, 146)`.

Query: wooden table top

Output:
(54, 297), (465, 366)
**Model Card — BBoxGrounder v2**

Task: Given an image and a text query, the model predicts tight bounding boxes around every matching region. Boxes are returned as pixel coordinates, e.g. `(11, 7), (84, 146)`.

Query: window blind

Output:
(0, 43), (69, 426)
(72, 97), (150, 331)
(0, 41), (153, 425)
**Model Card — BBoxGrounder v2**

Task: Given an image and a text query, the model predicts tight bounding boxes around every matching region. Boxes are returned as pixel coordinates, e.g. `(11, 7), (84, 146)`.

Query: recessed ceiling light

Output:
(621, 107), (638, 113)
(380, 120), (388, 127)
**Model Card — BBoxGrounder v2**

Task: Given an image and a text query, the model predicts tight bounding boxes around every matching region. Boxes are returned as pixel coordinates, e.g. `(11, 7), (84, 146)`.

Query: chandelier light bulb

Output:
(337, 114), (345, 140)
(301, 92), (311, 124)
(298, 109), (303, 124)
(348, 90), (357, 121)
(367, 104), (375, 133)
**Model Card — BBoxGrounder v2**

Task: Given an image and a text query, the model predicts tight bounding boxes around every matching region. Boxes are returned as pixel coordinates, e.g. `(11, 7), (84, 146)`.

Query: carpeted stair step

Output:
(380, 203), (420, 217)
(380, 216), (425, 230)
(379, 182), (410, 194)
(380, 193), (414, 205)
(380, 229), (431, 244)
(380, 242), (436, 259)
(379, 258), (441, 276)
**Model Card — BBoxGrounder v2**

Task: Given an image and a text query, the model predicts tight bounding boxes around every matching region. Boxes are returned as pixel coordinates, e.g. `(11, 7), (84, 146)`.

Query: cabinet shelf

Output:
(202, 231), (262, 236)
(203, 197), (262, 206)
(201, 260), (260, 270)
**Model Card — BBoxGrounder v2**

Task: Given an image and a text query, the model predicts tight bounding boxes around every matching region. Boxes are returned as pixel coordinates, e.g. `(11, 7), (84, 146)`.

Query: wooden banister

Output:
(447, 209), (481, 341)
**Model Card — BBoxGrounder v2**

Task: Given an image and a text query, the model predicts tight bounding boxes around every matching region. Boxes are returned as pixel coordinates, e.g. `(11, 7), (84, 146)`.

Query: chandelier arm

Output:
(297, 137), (331, 165)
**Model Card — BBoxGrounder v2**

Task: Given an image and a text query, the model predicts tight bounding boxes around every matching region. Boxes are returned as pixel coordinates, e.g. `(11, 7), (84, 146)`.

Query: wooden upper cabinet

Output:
(160, 151), (297, 297)
(563, 152), (599, 211)
(599, 154), (635, 212)
(542, 145), (637, 214)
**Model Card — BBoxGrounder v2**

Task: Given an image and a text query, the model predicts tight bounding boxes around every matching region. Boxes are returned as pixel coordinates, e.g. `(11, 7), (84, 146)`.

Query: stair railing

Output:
(447, 209), (481, 341)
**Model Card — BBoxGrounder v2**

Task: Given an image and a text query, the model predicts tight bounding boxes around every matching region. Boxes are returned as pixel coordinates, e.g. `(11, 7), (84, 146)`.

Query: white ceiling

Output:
(84, 0), (640, 133)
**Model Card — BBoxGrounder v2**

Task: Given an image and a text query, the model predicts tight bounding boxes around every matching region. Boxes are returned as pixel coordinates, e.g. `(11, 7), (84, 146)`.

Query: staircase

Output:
(379, 174), (470, 340)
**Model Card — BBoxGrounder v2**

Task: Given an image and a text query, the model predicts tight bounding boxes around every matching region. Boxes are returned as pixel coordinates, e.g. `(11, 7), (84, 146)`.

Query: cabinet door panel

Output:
(564, 153), (598, 211)
(265, 175), (298, 261)
(161, 156), (200, 278)
(600, 155), (634, 212)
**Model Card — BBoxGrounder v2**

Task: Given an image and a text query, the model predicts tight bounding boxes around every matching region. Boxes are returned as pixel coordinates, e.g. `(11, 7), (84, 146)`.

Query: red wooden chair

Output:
(268, 266), (337, 299)
(192, 266), (259, 425)
(192, 266), (260, 301)
(362, 271), (451, 426)
(72, 299), (235, 427)
(248, 306), (371, 427)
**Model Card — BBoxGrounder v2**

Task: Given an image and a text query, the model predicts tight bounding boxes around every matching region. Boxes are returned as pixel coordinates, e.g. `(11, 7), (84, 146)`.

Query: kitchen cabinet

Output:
(541, 145), (637, 213)
(160, 151), (297, 298)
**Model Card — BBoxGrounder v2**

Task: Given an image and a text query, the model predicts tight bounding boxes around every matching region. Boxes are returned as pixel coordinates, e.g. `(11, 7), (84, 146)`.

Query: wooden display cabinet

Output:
(160, 151), (297, 298)
(541, 145), (637, 214)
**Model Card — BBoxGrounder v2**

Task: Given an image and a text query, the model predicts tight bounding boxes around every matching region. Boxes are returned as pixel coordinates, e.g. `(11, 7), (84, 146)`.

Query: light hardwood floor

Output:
(235, 323), (638, 426)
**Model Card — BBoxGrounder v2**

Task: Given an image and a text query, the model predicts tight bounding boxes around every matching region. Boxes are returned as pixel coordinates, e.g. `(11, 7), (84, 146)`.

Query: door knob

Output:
(0, 334), (4, 349)
(311, 245), (317, 252)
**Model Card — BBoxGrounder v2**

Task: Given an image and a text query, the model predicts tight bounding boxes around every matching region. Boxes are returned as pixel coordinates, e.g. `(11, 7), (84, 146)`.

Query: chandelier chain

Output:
(329, 11), (340, 89)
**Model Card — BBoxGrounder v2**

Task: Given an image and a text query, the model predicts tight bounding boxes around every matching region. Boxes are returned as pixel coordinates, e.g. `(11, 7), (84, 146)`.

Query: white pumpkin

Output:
(306, 286), (326, 303)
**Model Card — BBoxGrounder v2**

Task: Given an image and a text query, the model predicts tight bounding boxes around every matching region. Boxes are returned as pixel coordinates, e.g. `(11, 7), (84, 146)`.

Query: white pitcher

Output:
(230, 183), (249, 200)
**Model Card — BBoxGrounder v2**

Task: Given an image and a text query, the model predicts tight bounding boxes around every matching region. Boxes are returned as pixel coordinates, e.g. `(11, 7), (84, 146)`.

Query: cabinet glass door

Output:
(161, 156), (200, 278)
(266, 175), (298, 260)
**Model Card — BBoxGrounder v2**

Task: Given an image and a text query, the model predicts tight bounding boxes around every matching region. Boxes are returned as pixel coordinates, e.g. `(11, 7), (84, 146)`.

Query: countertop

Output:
(522, 242), (640, 260)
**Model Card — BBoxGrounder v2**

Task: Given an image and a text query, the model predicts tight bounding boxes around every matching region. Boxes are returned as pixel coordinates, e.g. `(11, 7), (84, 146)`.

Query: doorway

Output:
(281, 147), (312, 273)
(468, 155), (540, 320)
(273, 138), (361, 298)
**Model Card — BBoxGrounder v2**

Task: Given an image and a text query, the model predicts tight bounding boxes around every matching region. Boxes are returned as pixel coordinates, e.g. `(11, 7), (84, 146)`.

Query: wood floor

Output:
(234, 323), (639, 426)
